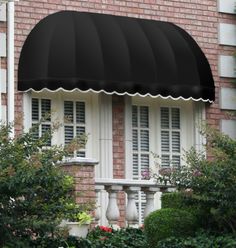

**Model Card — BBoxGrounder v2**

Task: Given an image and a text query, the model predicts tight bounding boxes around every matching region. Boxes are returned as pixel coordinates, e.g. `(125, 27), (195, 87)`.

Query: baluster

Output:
(94, 185), (104, 224)
(105, 185), (123, 225)
(143, 187), (158, 218)
(125, 186), (140, 227)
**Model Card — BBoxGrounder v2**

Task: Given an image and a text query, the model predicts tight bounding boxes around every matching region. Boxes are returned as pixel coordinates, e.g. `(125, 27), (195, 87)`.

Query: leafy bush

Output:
(161, 192), (187, 209)
(144, 208), (197, 246)
(161, 192), (209, 228)
(156, 231), (236, 248)
(0, 124), (90, 247)
(171, 127), (236, 232)
(77, 226), (148, 248)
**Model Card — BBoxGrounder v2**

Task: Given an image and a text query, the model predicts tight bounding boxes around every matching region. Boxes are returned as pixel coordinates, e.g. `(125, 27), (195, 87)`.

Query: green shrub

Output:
(78, 226), (148, 248)
(144, 208), (197, 246)
(170, 127), (236, 232)
(156, 231), (236, 248)
(161, 192), (187, 209)
(161, 192), (209, 228)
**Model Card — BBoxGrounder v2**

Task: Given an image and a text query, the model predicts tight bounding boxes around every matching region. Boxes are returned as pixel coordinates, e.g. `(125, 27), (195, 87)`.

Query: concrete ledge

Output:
(62, 157), (99, 166)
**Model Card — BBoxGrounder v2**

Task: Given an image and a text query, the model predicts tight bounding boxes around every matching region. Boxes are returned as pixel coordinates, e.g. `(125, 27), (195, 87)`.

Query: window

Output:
(31, 98), (51, 146)
(160, 107), (181, 167)
(131, 102), (184, 224)
(132, 105), (150, 224)
(64, 101), (86, 157)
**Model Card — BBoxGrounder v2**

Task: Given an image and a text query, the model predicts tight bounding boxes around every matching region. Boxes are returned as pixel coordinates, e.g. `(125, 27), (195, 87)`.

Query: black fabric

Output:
(18, 11), (215, 101)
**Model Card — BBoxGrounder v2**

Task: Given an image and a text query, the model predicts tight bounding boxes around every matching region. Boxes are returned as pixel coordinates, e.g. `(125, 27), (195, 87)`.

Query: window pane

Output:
(132, 154), (138, 179)
(32, 123), (39, 140)
(141, 154), (149, 172)
(42, 124), (51, 146)
(140, 106), (149, 128)
(161, 107), (169, 129)
(132, 129), (138, 151)
(132, 106), (138, 128)
(32, 98), (39, 121)
(172, 131), (180, 153)
(161, 131), (170, 152)
(172, 155), (181, 167)
(64, 101), (74, 123)
(161, 155), (170, 167)
(172, 108), (180, 129)
(76, 102), (85, 124)
(140, 130), (149, 151)
(41, 99), (51, 121)
(64, 126), (73, 144)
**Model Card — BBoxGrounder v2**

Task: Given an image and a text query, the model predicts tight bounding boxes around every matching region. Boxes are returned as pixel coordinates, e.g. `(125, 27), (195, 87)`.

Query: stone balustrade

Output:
(95, 178), (176, 227)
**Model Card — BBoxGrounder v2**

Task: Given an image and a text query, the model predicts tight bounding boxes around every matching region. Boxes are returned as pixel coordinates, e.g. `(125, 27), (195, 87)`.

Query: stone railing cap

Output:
(61, 157), (99, 166)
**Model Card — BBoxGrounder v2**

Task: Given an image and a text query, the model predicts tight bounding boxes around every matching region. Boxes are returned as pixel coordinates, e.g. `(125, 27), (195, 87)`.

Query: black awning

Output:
(18, 11), (215, 102)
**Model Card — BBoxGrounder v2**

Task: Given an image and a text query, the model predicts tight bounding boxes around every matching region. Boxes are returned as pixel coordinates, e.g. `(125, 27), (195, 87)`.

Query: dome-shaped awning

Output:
(18, 11), (215, 102)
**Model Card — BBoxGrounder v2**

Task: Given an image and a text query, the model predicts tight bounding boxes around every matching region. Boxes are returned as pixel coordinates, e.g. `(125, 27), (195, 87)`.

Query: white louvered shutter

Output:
(160, 107), (181, 167)
(64, 101), (86, 157)
(132, 105), (150, 224)
(32, 98), (51, 145)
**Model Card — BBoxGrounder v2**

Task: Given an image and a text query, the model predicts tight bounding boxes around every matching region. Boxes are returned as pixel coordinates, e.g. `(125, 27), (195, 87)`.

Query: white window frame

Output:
(23, 90), (100, 160)
(125, 96), (201, 221)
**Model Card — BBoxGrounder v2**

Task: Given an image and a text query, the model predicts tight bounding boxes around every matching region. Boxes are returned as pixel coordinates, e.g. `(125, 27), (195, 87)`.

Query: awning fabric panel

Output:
(18, 11), (215, 102)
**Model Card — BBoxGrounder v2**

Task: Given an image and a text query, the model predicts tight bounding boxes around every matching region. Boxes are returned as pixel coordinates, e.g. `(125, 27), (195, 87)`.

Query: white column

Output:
(125, 186), (140, 226)
(105, 185), (122, 225)
(97, 93), (113, 225)
(94, 185), (104, 223)
(143, 187), (158, 218)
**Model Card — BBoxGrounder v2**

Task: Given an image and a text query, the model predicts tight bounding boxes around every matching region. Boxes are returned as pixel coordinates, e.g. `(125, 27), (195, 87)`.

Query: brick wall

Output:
(8, 0), (236, 225)
(62, 162), (96, 205)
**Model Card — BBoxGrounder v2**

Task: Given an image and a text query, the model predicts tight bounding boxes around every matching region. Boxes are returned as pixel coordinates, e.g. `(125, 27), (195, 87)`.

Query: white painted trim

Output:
(219, 55), (236, 78)
(124, 96), (133, 179)
(0, 68), (6, 93)
(97, 93), (113, 178)
(0, 33), (6, 57)
(218, 0), (236, 14)
(219, 23), (236, 46)
(220, 87), (236, 110)
(1, 104), (6, 122)
(194, 102), (206, 153)
(7, 1), (14, 137)
(62, 157), (99, 165)
(23, 92), (32, 132)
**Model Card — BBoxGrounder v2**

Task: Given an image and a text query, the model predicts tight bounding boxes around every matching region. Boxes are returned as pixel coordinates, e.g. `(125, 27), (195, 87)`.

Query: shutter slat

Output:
(161, 131), (170, 152)
(172, 108), (180, 129)
(172, 131), (180, 152)
(132, 130), (138, 151)
(132, 106), (138, 128)
(161, 155), (170, 167)
(132, 154), (139, 179)
(140, 106), (149, 128)
(76, 102), (85, 124)
(172, 155), (181, 167)
(64, 101), (74, 123)
(140, 130), (149, 151)
(64, 126), (74, 144)
(161, 107), (169, 129)
(41, 99), (51, 121)
(32, 98), (39, 121)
